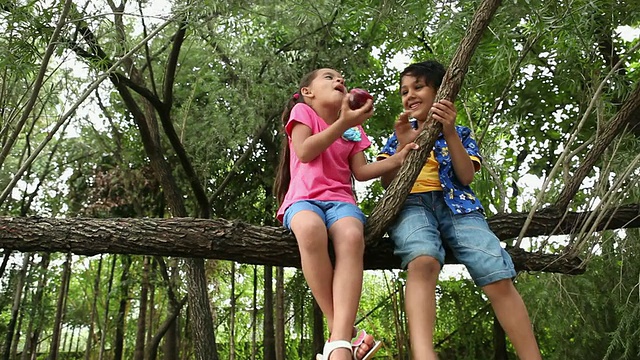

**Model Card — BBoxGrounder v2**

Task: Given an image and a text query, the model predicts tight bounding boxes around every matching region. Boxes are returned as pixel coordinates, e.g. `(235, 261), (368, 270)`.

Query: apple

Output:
(348, 88), (373, 110)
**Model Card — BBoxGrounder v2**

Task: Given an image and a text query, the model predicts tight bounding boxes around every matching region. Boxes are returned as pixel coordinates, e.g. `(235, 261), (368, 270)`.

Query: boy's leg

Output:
(436, 194), (541, 360)
(387, 193), (445, 360)
(483, 280), (541, 360)
(406, 256), (440, 360)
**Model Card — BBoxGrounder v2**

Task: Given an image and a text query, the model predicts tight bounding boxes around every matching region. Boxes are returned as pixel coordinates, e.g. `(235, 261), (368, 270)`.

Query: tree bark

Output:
(2, 205), (639, 274)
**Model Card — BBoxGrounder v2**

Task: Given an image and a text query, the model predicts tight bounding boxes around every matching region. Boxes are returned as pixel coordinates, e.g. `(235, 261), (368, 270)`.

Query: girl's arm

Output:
(291, 98), (373, 163)
(351, 143), (418, 181)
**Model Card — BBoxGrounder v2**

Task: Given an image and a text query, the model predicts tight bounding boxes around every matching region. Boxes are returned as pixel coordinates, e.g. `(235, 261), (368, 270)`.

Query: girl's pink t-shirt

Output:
(276, 103), (371, 222)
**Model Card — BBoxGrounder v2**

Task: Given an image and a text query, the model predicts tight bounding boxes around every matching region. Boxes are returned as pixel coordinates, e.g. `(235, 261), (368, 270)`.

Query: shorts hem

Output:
(473, 269), (516, 287)
(401, 252), (445, 270)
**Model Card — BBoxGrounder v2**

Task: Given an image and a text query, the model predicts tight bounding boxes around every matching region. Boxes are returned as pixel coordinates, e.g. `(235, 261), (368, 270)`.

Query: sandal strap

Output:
(322, 340), (352, 359)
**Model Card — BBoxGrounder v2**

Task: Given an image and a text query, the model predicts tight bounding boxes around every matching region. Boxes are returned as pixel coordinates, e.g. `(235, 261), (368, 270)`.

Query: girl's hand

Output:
(431, 99), (457, 137)
(393, 141), (419, 166)
(339, 95), (373, 128)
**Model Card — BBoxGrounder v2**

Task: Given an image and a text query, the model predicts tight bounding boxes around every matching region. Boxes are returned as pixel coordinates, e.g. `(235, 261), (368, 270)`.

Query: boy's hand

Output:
(394, 111), (419, 149)
(431, 99), (457, 137)
(339, 95), (373, 128)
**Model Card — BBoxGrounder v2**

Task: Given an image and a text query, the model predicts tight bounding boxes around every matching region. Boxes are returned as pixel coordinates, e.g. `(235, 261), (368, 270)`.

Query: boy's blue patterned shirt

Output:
(379, 125), (485, 214)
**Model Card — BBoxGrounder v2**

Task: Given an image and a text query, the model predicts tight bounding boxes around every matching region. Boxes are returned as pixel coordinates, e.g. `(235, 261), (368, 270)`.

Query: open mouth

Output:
(335, 85), (346, 93)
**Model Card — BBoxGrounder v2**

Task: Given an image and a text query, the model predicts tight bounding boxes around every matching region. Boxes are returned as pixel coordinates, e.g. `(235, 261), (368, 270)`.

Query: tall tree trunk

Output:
(10, 295), (25, 360)
(84, 255), (103, 360)
(313, 300), (324, 356)
(2, 253), (31, 360)
(275, 266), (285, 360)
(251, 265), (257, 360)
(147, 258), (156, 348)
(114, 255), (132, 360)
(99, 255), (118, 360)
(0, 250), (10, 279)
(163, 259), (179, 360)
(229, 262), (236, 360)
(493, 315), (507, 360)
(263, 266), (276, 360)
(134, 256), (150, 360)
(22, 253), (51, 360)
(48, 253), (72, 360)
(297, 293), (304, 360)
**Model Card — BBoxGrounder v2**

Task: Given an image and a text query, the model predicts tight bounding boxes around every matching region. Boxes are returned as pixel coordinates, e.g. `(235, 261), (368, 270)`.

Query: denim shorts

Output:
(283, 200), (366, 230)
(388, 192), (516, 287)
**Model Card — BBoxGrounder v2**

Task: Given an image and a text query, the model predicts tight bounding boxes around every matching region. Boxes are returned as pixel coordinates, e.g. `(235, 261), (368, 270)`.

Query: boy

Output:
(377, 60), (541, 360)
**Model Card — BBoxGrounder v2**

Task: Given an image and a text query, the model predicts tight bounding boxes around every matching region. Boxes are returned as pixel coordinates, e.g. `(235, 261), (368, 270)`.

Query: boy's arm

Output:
(377, 112), (420, 188)
(431, 100), (476, 185)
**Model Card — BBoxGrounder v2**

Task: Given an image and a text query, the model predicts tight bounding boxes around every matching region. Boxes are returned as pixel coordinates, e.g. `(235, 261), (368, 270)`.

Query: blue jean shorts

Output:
(388, 192), (515, 287)
(283, 200), (366, 230)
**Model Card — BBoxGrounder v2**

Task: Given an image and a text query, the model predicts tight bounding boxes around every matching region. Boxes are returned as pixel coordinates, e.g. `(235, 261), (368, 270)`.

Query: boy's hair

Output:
(273, 69), (320, 206)
(400, 60), (446, 89)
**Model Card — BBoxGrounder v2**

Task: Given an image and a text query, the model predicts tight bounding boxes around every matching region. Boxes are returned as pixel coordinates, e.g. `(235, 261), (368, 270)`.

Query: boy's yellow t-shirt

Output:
(379, 151), (481, 194)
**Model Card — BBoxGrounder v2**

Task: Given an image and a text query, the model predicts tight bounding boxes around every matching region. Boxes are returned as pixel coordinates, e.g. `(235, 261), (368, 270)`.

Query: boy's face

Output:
(400, 74), (437, 121)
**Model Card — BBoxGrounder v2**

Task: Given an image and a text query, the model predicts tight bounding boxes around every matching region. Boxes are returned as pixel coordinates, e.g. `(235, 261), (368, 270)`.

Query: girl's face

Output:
(303, 68), (346, 107)
(400, 74), (437, 121)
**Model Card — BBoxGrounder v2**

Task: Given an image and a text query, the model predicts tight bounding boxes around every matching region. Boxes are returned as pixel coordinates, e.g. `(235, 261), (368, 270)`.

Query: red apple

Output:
(348, 88), (373, 110)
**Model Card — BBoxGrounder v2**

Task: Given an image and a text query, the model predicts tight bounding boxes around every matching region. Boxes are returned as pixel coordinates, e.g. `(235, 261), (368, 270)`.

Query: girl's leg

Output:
(405, 256), (440, 360)
(289, 211), (335, 329)
(326, 216), (365, 360)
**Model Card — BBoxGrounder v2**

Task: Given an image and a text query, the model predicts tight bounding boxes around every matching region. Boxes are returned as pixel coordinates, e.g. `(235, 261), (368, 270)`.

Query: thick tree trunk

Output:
(2, 205), (638, 273)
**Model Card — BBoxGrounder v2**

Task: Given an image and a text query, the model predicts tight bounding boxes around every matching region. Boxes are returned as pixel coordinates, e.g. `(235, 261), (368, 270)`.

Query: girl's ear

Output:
(301, 86), (313, 99)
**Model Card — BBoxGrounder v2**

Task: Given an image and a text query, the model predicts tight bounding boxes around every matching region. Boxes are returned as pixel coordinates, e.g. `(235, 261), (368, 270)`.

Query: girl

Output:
(273, 68), (417, 360)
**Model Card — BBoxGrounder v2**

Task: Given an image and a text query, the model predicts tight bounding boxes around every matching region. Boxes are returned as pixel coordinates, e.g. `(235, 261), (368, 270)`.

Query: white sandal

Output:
(320, 340), (352, 360)
(351, 329), (382, 360)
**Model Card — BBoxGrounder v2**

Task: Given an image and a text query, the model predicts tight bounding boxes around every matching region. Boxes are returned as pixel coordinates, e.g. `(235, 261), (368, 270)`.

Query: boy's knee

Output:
(407, 256), (441, 279)
(482, 278), (517, 299)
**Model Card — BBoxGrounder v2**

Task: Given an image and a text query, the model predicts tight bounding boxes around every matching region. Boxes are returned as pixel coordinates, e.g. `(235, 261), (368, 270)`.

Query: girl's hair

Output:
(273, 69), (320, 206)
(400, 60), (445, 89)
